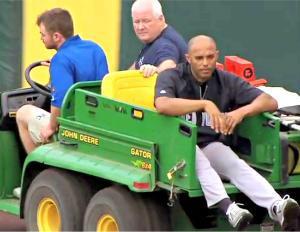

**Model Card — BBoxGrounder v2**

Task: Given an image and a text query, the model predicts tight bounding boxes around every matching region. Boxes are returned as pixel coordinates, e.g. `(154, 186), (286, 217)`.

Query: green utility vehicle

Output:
(0, 62), (299, 231)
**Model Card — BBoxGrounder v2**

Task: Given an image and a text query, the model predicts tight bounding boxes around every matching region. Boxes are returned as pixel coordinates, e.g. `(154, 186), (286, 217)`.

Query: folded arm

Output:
(155, 96), (226, 133)
(225, 93), (278, 134)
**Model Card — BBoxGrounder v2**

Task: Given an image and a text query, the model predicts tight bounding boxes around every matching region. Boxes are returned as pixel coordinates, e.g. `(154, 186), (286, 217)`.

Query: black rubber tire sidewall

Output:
(84, 185), (151, 231)
(24, 168), (91, 231)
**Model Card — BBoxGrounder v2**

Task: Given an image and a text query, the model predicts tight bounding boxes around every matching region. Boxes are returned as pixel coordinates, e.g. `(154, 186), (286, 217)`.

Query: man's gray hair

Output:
(132, 0), (163, 18)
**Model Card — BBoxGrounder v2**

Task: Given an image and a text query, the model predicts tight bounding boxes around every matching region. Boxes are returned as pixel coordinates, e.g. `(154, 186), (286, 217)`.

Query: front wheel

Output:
(24, 168), (91, 231)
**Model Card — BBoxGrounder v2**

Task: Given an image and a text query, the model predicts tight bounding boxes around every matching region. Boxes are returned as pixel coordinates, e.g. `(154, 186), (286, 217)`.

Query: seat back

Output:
(101, 70), (157, 110)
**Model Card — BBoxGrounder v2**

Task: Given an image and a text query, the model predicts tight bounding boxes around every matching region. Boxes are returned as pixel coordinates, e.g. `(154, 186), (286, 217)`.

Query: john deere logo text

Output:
(61, 129), (99, 146)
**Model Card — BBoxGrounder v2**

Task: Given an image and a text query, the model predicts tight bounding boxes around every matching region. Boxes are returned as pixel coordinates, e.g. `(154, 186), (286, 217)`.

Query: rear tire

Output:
(143, 194), (171, 230)
(84, 185), (152, 231)
(24, 168), (91, 231)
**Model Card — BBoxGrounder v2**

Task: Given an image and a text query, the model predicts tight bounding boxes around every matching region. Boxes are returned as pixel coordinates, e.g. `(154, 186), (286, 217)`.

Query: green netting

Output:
(0, 0), (22, 91)
(120, 0), (300, 93)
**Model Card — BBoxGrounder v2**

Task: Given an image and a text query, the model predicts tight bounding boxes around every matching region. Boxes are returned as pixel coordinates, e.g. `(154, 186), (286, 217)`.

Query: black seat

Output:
(0, 88), (41, 130)
(278, 105), (300, 116)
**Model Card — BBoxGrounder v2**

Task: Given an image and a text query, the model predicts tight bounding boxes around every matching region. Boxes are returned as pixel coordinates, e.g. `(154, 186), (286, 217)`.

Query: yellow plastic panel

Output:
(101, 71), (157, 110)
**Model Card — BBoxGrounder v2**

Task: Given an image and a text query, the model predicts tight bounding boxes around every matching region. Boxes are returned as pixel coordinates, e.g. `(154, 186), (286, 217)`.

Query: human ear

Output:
(52, 32), (58, 40)
(158, 14), (165, 22)
(185, 54), (191, 63)
(52, 32), (62, 42)
(215, 50), (220, 60)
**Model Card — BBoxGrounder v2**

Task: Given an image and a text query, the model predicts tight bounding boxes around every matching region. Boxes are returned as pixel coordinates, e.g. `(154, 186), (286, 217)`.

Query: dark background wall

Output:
(120, 0), (300, 92)
(0, 1), (22, 91)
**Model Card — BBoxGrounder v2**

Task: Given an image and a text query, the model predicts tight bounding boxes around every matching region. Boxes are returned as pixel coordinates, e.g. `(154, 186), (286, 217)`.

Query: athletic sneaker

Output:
(271, 195), (300, 231)
(226, 202), (253, 230)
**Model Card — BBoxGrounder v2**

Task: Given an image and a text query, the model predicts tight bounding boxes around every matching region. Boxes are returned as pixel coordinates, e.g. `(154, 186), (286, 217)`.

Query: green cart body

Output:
(0, 71), (299, 230)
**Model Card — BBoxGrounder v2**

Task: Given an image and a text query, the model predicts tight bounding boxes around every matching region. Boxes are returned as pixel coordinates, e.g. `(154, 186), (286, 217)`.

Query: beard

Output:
(44, 40), (57, 50)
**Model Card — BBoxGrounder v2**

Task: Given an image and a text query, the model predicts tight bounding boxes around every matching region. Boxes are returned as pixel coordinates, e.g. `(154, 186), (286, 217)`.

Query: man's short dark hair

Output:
(37, 8), (74, 39)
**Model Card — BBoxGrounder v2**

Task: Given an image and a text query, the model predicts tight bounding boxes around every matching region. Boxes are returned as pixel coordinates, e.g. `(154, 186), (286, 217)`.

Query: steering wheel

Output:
(25, 61), (51, 97)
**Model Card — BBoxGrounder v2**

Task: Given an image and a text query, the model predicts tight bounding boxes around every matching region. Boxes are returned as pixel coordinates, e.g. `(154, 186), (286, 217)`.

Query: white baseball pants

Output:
(195, 142), (281, 210)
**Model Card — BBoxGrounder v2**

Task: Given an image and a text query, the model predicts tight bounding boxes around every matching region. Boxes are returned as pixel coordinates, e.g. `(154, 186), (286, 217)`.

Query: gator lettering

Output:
(130, 148), (152, 159)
